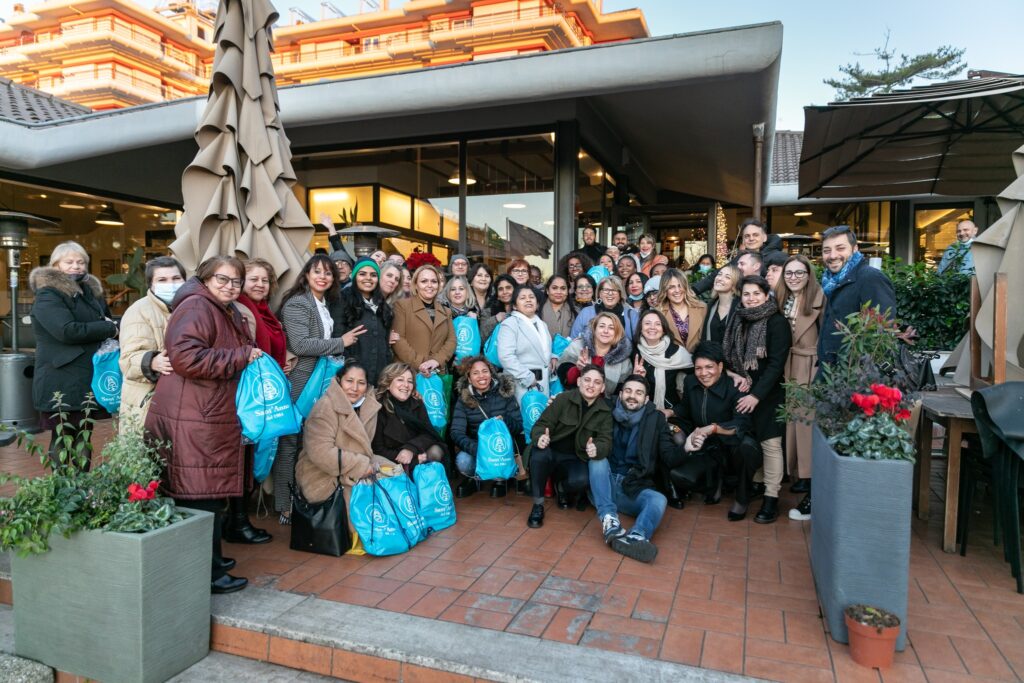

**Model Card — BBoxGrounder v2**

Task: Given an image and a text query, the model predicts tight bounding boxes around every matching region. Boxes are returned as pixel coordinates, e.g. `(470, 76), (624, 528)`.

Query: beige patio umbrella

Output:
(170, 0), (312, 293)
(951, 141), (1024, 384)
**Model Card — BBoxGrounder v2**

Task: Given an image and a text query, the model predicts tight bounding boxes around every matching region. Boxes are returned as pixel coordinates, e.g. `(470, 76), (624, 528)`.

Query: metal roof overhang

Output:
(0, 22), (782, 208)
(799, 76), (1024, 200)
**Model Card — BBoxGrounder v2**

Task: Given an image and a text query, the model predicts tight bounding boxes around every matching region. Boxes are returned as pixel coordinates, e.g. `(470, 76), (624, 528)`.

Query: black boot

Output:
(527, 503), (545, 528)
(754, 496), (779, 524)
(556, 484), (570, 510)
(490, 480), (508, 498)
(790, 478), (810, 494)
(222, 497), (272, 544)
(214, 556), (237, 572)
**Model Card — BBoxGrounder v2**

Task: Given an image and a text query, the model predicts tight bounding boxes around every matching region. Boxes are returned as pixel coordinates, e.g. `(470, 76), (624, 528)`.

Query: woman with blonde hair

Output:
(438, 275), (478, 318)
(656, 268), (706, 353)
(558, 312), (632, 396)
(570, 275), (639, 341)
(775, 254), (825, 521)
(391, 264), (455, 376)
(701, 264), (741, 344)
(378, 261), (404, 307)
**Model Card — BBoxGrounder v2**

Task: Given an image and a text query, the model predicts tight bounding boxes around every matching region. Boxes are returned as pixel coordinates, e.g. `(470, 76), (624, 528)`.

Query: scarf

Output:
(541, 300), (574, 338)
(637, 336), (693, 409)
(237, 293), (286, 366)
(723, 300), (777, 376)
(612, 398), (646, 463)
(821, 250), (864, 297)
(511, 311), (552, 364)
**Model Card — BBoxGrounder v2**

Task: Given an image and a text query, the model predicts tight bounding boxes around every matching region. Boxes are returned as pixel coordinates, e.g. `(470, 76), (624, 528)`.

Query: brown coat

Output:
(784, 287), (825, 479)
(660, 300), (708, 353)
(145, 279), (254, 500)
(391, 296), (456, 368)
(296, 382), (394, 504)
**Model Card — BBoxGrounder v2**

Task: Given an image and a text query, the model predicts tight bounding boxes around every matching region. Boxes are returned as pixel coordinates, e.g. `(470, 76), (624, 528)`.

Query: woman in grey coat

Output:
(497, 284), (553, 401)
(273, 255), (366, 523)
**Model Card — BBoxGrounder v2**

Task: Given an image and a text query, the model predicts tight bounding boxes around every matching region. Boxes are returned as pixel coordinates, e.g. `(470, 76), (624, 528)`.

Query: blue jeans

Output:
(455, 451), (476, 478)
(588, 458), (667, 540)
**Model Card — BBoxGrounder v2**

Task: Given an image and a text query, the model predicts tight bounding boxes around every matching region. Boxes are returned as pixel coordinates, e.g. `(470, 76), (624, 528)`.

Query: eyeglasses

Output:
(511, 268), (529, 274)
(576, 284), (592, 291)
(212, 274), (243, 288)
(600, 288), (618, 295)
(783, 270), (808, 280)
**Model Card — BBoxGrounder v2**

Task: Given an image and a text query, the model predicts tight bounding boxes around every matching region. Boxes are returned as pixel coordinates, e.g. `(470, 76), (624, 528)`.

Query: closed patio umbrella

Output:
(171, 0), (312, 292)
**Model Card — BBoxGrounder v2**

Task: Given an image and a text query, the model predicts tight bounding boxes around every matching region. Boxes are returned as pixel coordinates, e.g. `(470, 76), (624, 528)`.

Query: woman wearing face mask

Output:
(480, 274), (516, 343)
(625, 272), (649, 312)
(30, 241), (118, 470)
(558, 312), (632, 397)
(498, 285), (553, 401)
(572, 274), (596, 313)
(540, 275), (574, 339)
(391, 264), (456, 376)
(273, 255), (365, 523)
(118, 256), (186, 427)
(695, 254), (716, 274)
(722, 276), (792, 524)
(371, 362), (447, 475)
(655, 269), (707, 354)
(570, 275), (639, 342)
(333, 258), (393, 386)
(636, 234), (658, 275)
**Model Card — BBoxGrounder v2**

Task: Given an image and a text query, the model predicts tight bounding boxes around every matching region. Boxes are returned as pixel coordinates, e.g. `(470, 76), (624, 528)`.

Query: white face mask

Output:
(152, 281), (183, 304)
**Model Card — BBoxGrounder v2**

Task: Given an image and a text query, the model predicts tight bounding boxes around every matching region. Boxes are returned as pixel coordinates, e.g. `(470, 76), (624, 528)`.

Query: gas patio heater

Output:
(335, 223), (400, 257)
(0, 211), (56, 443)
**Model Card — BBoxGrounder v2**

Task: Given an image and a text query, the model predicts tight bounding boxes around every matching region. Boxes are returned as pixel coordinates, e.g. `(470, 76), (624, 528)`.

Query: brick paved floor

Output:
(3, 422), (1024, 681)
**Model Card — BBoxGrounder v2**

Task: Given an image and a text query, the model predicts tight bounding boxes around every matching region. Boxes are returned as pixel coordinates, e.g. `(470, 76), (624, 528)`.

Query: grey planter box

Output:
(12, 508), (213, 683)
(810, 425), (911, 650)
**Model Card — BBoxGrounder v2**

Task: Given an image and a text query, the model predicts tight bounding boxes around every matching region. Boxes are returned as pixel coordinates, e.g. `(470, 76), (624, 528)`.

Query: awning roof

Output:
(799, 76), (1024, 199)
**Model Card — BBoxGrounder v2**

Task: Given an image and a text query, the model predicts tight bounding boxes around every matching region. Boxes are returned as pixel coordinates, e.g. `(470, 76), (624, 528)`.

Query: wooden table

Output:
(914, 388), (978, 553)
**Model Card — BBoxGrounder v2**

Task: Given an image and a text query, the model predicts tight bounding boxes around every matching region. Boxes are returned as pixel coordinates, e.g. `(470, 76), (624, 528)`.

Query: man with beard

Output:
(692, 218), (782, 295)
(588, 375), (675, 563)
(817, 225), (897, 366)
(580, 227), (606, 263)
(612, 230), (636, 255)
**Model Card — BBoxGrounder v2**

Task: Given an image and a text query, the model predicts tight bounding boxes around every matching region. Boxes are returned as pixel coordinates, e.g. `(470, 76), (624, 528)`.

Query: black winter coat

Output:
(692, 234), (784, 296)
(618, 402), (681, 497)
(330, 287), (393, 385)
(449, 373), (523, 456)
(29, 268), (116, 413)
(738, 311), (791, 441)
(674, 373), (751, 449)
(818, 259), (897, 366)
(371, 395), (447, 463)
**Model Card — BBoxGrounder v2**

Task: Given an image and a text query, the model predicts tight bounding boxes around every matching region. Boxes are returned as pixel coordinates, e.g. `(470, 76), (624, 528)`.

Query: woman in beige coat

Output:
(296, 361), (395, 531)
(775, 254), (824, 521)
(117, 256), (185, 427)
(391, 264), (455, 375)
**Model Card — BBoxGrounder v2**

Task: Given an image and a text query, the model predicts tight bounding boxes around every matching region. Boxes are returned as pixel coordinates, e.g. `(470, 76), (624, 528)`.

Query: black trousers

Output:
(669, 437), (763, 503)
(530, 447), (588, 500)
(176, 498), (228, 580)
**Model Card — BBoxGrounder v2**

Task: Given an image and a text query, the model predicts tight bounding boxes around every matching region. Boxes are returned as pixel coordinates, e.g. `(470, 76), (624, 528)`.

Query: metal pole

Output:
(752, 122), (765, 220)
(7, 249), (19, 353)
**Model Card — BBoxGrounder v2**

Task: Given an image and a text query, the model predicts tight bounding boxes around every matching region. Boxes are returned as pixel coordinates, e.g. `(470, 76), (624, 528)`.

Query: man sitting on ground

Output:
(588, 375), (676, 563)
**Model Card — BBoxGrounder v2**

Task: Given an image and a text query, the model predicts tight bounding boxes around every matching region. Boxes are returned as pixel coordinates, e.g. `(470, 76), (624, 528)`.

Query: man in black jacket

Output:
(588, 375), (675, 563)
(817, 225), (897, 366)
(580, 227), (606, 263)
(671, 342), (761, 521)
(692, 218), (783, 295)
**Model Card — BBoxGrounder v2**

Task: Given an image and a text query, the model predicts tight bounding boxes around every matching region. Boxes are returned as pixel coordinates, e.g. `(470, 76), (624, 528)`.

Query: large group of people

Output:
(28, 217), (903, 592)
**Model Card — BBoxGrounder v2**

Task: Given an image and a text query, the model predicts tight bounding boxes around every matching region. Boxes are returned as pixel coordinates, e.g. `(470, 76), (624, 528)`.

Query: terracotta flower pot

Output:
(845, 612), (900, 669)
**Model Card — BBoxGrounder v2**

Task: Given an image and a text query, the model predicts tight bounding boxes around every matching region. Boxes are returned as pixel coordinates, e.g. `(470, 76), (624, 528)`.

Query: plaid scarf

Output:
(723, 300), (777, 376)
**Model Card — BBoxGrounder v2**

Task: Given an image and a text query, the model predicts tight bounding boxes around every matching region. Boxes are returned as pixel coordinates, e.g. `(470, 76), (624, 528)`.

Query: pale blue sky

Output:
(2, 0), (1021, 129)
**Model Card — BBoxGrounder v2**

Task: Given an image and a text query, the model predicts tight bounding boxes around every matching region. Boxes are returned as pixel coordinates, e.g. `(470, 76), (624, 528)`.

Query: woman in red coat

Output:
(145, 255), (261, 595)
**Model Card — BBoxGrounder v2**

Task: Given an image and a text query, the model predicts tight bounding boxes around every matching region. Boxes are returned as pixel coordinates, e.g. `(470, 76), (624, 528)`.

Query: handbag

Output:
(519, 389), (548, 445)
(289, 450), (351, 557)
(893, 344), (937, 392)
(416, 372), (451, 438)
(475, 416), (517, 480)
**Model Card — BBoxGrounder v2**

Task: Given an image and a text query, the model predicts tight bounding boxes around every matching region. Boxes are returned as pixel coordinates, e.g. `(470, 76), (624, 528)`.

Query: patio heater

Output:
(0, 211), (55, 443)
(335, 223), (400, 257)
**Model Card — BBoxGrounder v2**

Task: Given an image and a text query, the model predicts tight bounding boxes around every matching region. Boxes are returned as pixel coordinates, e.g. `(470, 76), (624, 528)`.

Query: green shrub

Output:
(882, 256), (970, 351)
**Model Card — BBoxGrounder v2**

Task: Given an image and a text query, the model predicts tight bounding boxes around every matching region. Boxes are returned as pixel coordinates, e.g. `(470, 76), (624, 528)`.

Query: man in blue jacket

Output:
(817, 225), (897, 366)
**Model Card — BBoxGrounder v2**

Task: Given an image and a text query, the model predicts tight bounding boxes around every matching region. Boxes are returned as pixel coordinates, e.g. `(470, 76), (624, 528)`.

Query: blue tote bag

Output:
(414, 462), (456, 534)
(587, 265), (610, 284)
(475, 417), (516, 481)
(350, 478), (414, 556)
(415, 372), (449, 438)
(520, 390), (548, 445)
(549, 334), (571, 397)
(483, 321), (503, 368)
(453, 316), (481, 362)
(90, 339), (122, 413)
(236, 355), (302, 443)
(379, 472), (428, 543)
(294, 355), (345, 418)
(253, 437), (278, 483)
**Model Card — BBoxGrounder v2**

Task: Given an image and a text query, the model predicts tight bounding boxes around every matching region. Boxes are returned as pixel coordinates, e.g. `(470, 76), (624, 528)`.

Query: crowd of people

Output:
(27, 217), (902, 593)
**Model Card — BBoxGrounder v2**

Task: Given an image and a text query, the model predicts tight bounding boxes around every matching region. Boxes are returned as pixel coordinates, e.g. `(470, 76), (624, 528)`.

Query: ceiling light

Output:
(577, 151), (586, 159)
(59, 201), (86, 210)
(793, 210), (813, 217)
(95, 205), (124, 226)
(542, 220), (554, 226)
(503, 203), (526, 209)
(447, 168), (476, 186)
(590, 221), (602, 226)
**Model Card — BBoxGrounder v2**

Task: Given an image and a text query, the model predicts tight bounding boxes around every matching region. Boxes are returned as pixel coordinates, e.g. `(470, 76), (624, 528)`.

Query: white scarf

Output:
(637, 335), (693, 409)
(511, 311), (552, 364)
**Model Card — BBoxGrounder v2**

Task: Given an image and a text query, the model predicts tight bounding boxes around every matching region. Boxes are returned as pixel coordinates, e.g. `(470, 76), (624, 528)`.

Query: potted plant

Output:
(0, 398), (213, 683)
(783, 306), (917, 651)
(844, 604), (901, 668)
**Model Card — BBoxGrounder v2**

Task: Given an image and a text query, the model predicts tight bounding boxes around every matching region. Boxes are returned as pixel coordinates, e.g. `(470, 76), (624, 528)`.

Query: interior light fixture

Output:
(95, 205), (124, 226)
(793, 210), (813, 217)
(542, 220), (554, 226)
(59, 201), (86, 210)
(503, 203), (526, 209)
(447, 168), (476, 186)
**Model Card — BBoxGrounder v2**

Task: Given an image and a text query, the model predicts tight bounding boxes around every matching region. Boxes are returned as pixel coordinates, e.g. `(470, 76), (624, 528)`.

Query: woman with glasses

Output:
(572, 274), (596, 313)
(655, 268), (706, 353)
(775, 255), (824, 521)
(274, 255), (366, 524)
(559, 251), (592, 292)
(506, 258), (545, 303)
(145, 256), (261, 594)
(570, 275), (639, 342)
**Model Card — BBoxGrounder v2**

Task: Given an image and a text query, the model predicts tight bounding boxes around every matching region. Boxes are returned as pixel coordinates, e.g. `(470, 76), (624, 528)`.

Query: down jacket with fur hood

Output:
(449, 372), (523, 456)
(29, 267), (116, 413)
(555, 324), (633, 397)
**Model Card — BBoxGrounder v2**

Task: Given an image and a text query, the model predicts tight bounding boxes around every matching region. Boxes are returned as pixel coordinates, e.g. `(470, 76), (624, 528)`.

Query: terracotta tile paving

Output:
(4, 423), (1024, 681)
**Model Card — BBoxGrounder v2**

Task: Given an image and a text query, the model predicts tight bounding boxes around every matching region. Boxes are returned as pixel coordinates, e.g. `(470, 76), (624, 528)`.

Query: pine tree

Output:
(825, 31), (966, 101)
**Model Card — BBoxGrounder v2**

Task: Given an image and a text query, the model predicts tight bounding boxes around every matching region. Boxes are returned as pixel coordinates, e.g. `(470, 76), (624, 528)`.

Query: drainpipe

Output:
(752, 122), (765, 220)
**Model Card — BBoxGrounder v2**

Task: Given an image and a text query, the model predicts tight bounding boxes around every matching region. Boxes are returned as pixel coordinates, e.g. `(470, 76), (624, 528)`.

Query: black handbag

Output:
(289, 449), (351, 556)
(896, 344), (937, 392)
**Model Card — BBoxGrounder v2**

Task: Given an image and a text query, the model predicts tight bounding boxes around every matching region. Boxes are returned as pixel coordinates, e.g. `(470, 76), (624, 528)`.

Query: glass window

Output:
(577, 148), (608, 246)
(379, 187), (411, 229)
(915, 205), (973, 266)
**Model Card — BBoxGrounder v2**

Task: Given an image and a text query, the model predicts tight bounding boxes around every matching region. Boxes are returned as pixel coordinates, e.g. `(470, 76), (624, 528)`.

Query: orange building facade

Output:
(0, 0), (647, 110)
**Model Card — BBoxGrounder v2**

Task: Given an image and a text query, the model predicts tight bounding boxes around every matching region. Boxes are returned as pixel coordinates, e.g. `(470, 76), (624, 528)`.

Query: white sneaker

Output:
(788, 494), (811, 521)
(601, 514), (627, 544)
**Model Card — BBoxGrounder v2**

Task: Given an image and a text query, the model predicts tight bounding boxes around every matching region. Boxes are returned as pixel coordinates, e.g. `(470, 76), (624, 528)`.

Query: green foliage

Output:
(0, 395), (185, 556)
(337, 201), (359, 226)
(882, 256), (969, 351)
(829, 412), (915, 462)
(825, 32), (965, 101)
(105, 247), (147, 298)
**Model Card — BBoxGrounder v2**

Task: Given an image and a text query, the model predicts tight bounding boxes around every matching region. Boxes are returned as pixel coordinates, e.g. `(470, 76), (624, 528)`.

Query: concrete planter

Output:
(11, 508), (213, 683)
(810, 425), (911, 650)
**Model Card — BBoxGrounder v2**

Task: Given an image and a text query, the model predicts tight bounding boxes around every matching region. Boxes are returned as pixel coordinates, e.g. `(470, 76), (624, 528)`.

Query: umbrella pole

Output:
(752, 122), (765, 219)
